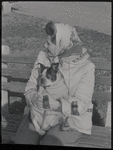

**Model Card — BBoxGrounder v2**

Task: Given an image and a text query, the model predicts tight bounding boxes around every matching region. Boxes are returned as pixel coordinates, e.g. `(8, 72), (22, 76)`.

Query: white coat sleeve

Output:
(24, 52), (42, 103)
(61, 62), (95, 116)
(70, 62), (95, 115)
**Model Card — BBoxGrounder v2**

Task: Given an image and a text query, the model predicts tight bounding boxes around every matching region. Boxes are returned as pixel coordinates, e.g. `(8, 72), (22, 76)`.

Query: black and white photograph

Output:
(2, 1), (111, 148)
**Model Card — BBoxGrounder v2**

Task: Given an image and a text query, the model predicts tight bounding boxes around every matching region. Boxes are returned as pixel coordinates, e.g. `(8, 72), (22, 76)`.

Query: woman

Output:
(13, 21), (95, 146)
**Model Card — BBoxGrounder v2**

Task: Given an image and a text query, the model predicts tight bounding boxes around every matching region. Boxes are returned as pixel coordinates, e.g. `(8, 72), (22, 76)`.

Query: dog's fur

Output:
(24, 63), (69, 135)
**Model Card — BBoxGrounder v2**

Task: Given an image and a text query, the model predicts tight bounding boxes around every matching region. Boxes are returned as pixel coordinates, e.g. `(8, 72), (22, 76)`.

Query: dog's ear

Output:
(51, 63), (59, 72)
(38, 63), (46, 73)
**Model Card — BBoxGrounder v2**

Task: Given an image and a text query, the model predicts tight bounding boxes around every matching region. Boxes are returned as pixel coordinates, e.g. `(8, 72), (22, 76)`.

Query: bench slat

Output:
(2, 54), (37, 64)
(92, 125), (111, 134)
(82, 134), (110, 141)
(2, 82), (111, 101)
(78, 137), (111, 148)
(78, 143), (111, 148)
(93, 92), (111, 102)
(95, 75), (111, 85)
(77, 143), (104, 148)
(91, 128), (111, 137)
(91, 131), (111, 138)
(91, 60), (111, 70)
(2, 68), (111, 85)
(2, 68), (31, 80)
(2, 81), (26, 93)
(78, 126), (111, 148)
(2, 55), (111, 70)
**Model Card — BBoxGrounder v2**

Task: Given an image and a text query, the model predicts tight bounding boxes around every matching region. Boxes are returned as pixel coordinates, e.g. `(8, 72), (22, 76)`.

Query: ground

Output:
(2, 11), (111, 126)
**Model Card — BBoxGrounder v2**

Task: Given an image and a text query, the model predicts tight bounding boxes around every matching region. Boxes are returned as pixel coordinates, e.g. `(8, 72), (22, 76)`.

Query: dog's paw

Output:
(38, 129), (45, 135)
(35, 125), (45, 135)
(60, 126), (76, 132)
(66, 127), (76, 132)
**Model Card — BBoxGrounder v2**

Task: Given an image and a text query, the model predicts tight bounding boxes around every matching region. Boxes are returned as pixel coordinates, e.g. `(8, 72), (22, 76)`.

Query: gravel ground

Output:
(2, 12), (111, 126)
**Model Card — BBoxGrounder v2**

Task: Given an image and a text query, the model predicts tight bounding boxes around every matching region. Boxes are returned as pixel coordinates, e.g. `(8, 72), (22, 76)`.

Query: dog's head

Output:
(38, 63), (59, 87)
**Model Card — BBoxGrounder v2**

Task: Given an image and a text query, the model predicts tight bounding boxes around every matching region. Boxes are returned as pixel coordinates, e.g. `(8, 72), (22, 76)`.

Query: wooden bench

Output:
(2, 48), (111, 148)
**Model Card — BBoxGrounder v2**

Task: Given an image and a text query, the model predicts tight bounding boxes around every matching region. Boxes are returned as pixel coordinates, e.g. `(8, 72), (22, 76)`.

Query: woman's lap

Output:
(13, 113), (82, 146)
(40, 125), (82, 146)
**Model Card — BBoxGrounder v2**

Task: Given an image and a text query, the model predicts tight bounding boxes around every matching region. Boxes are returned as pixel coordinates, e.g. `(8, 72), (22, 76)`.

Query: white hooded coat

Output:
(25, 48), (95, 135)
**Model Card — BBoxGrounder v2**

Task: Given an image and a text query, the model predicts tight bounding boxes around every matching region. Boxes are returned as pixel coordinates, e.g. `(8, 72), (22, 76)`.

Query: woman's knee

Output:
(13, 115), (40, 145)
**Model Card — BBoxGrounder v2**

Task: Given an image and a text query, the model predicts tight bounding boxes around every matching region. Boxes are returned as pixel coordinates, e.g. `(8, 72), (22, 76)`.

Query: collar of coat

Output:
(46, 44), (89, 65)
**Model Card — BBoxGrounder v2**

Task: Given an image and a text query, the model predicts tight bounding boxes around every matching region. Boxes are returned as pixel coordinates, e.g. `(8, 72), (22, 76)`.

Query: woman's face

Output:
(44, 36), (57, 57)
